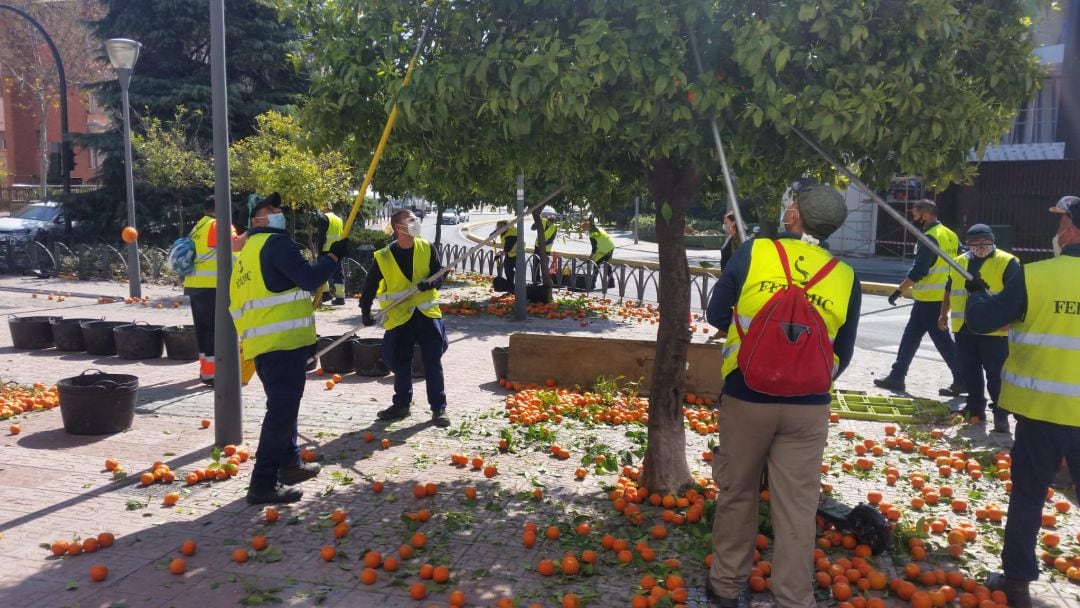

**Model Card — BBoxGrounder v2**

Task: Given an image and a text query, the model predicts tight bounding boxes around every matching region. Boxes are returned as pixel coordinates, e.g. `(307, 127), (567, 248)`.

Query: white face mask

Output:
(969, 243), (994, 259)
(404, 218), (422, 237)
(265, 213), (286, 230)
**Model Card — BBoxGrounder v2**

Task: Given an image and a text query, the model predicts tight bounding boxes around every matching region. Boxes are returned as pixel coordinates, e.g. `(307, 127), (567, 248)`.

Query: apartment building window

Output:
(1003, 75), (1061, 145)
(89, 148), (104, 170)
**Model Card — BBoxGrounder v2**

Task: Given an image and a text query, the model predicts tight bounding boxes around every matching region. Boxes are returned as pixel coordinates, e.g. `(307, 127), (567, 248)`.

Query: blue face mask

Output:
(266, 213), (286, 230)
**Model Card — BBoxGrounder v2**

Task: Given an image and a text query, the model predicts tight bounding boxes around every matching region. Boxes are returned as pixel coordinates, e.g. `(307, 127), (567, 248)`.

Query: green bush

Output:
(635, 215), (656, 241)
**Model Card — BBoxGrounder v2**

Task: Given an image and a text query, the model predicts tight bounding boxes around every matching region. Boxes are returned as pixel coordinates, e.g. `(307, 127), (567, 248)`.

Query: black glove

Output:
(417, 280), (436, 292)
(327, 240), (350, 261)
(965, 277), (989, 294)
(888, 289), (902, 306)
(361, 309), (375, 326)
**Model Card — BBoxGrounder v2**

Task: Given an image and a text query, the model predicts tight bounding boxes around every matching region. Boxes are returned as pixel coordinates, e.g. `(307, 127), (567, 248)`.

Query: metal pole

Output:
(633, 195), (640, 244)
(209, 0), (241, 446)
(0, 5), (69, 194)
(514, 173), (527, 320)
(117, 69), (141, 298)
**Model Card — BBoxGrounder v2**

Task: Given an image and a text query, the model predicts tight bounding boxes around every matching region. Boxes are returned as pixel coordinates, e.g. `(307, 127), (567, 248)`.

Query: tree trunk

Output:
(640, 157), (702, 495)
(38, 93), (49, 199)
(434, 202), (444, 246)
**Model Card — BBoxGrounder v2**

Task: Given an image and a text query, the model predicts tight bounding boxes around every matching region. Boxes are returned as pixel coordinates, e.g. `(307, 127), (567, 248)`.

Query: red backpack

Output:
(734, 240), (841, 396)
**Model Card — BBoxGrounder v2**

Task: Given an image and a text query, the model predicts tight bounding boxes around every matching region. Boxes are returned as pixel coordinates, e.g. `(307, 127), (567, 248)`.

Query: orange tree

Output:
(279, 0), (1043, 493)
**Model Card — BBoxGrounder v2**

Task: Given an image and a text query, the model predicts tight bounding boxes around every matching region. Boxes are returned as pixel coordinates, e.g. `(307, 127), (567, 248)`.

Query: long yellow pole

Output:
(312, 23), (432, 308)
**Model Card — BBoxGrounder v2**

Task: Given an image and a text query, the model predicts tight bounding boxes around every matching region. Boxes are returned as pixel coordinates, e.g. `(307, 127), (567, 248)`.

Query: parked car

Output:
(455, 208), (470, 222)
(440, 210), (459, 225)
(0, 201), (69, 243)
(540, 206), (562, 221)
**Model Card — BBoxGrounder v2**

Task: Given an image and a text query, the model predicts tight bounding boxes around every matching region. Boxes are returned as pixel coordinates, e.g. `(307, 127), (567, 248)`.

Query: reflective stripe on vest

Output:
(322, 212), (344, 252)
(947, 249), (1016, 335)
(229, 233), (317, 360)
(999, 255), (1080, 427)
(374, 238), (442, 331)
(911, 223), (959, 302)
(720, 238), (855, 380)
(184, 216), (218, 288)
(590, 227), (615, 262)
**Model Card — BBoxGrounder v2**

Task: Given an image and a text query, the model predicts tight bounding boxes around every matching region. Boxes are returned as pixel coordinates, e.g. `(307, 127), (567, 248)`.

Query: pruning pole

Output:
(309, 185), (567, 364)
(687, 30), (748, 243)
(311, 19), (433, 308)
(788, 126), (973, 281)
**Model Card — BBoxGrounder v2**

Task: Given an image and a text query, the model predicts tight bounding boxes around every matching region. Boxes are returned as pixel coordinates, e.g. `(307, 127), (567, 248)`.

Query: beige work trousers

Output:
(708, 394), (829, 608)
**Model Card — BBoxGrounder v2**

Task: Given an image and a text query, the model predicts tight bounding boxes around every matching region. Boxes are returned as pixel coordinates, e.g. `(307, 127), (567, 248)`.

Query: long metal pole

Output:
(209, 0), (241, 446)
(514, 173), (527, 320)
(118, 70), (141, 298)
(310, 185), (565, 362)
(788, 126), (973, 280)
(687, 30), (747, 243)
(0, 5), (69, 194)
(633, 196), (640, 244)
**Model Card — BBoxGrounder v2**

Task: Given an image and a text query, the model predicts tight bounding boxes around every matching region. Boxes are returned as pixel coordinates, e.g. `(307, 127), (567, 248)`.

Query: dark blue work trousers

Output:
(185, 287), (216, 357)
(503, 256), (517, 285)
(1003, 416), (1080, 581)
(955, 331), (1009, 419)
(890, 300), (961, 381)
(382, 310), (448, 411)
(250, 345), (310, 492)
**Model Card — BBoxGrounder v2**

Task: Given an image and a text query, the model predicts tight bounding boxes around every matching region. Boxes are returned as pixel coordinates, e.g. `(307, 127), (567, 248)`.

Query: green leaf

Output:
(774, 48), (790, 73)
(660, 203), (672, 224)
(798, 4), (817, 21)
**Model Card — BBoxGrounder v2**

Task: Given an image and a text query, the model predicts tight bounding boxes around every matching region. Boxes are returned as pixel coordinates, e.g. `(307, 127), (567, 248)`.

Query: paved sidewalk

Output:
(0, 275), (1072, 608)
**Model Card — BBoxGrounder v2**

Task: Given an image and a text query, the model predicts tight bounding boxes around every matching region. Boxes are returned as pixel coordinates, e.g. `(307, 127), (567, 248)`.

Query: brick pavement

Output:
(0, 275), (1075, 608)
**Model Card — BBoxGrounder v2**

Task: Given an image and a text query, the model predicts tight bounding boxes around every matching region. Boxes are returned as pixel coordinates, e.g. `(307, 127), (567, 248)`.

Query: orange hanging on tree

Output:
(121, 226), (139, 243)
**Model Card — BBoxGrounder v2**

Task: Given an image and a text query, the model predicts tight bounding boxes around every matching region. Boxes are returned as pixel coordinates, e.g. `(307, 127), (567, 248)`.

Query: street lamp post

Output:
(105, 38), (142, 298)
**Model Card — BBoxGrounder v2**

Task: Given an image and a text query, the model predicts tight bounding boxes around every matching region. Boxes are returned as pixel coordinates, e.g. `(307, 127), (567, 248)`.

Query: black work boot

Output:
(279, 461), (320, 485)
(939, 381), (967, 397)
(873, 376), (906, 391)
(431, 409), (451, 428)
(246, 484), (303, 505)
(377, 404), (411, 421)
(705, 583), (744, 608)
(332, 298), (346, 306)
(986, 572), (1031, 608)
(993, 413), (1011, 434)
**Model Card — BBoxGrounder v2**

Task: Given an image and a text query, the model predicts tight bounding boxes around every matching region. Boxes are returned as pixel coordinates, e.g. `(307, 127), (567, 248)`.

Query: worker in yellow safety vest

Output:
(874, 199), (964, 396)
(583, 218), (615, 289)
(938, 223), (1020, 432)
(314, 205), (346, 305)
(965, 196), (1080, 608)
(358, 209), (451, 428)
(230, 192), (350, 505)
(184, 195), (239, 385)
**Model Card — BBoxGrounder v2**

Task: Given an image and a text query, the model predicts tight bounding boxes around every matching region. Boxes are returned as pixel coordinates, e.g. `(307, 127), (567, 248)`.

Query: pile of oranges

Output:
(0, 382), (57, 420)
(503, 387), (650, 428)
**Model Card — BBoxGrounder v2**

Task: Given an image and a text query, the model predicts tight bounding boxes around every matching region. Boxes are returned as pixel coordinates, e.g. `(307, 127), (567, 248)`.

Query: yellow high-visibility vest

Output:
(537, 218), (557, 254)
(503, 225), (518, 258)
(998, 255), (1080, 427)
(911, 223), (959, 302)
(375, 239), (442, 330)
(947, 249), (1017, 335)
(229, 233), (316, 360)
(183, 216), (218, 288)
(322, 212), (343, 252)
(721, 238), (855, 380)
(589, 226), (615, 262)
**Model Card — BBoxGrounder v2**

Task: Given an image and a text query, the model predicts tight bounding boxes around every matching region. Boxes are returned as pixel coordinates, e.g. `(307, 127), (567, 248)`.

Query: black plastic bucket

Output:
(317, 335), (355, 374)
(57, 369), (138, 434)
(51, 318), (98, 351)
(352, 338), (389, 376)
(162, 325), (199, 361)
(492, 346), (509, 382)
(9, 315), (59, 349)
(80, 320), (129, 356)
(114, 323), (164, 360)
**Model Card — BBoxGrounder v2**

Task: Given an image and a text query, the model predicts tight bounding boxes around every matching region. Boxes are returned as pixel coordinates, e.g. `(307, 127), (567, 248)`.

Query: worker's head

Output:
(247, 193), (284, 230)
(580, 219), (593, 232)
(964, 224), (995, 259)
(723, 211), (739, 236)
(1050, 195), (1080, 254)
(391, 209), (421, 241)
(789, 179), (847, 240)
(911, 199), (938, 228)
(204, 195), (216, 216)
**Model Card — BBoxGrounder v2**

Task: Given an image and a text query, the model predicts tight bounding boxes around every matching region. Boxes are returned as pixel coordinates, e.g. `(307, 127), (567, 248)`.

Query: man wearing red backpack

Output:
(705, 179), (861, 608)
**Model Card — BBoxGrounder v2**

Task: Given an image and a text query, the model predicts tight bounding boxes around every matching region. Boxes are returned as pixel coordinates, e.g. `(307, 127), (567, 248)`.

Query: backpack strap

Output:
(771, 239), (794, 288)
(804, 256), (841, 291)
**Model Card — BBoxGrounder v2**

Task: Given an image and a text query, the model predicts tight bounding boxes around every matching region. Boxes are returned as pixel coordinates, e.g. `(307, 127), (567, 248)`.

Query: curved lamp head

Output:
(105, 38), (141, 70)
